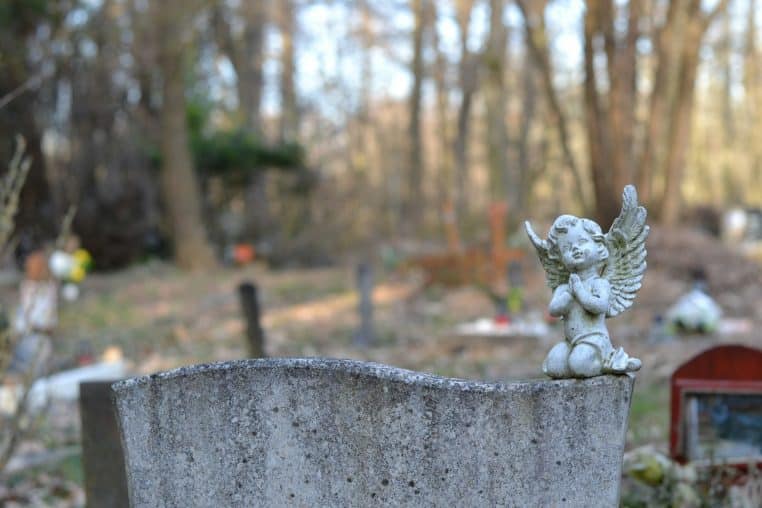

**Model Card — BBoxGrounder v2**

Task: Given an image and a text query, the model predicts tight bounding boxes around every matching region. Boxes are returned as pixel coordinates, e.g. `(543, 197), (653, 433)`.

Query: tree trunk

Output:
(659, 0), (729, 225)
(347, 0), (376, 185)
(239, 0), (269, 242)
(0, 6), (56, 252)
(603, 0), (639, 193)
(637, 1), (680, 206)
(580, 0), (642, 227)
(744, 0), (762, 199)
(278, 0), (298, 142)
(432, 2), (455, 225)
(659, 49), (699, 225)
(0, 93), (53, 252)
(743, 0), (759, 98)
(719, 9), (734, 144)
(483, 0), (511, 206)
(452, 0), (477, 223)
(659, 4), (704, 225)
(157, 10), (217, 270)
(516, 0), (588, 214)
(239, 2), (266, 134)
(214, 1), (269, 243)
(582, 2), (618, 226)
(516, 52), (537, 215)
(405, 0), (426, 230)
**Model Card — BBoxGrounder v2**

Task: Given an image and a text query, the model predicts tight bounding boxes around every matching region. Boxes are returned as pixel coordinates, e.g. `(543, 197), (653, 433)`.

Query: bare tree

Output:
(152, 0), (217, 270)
(213, 0), (271, 243)
(581, 1), (641, 225)
(452, 0), (478, 221)
(516, 0), (588, 214)
(278, 0), (299, 142)
(0, 1), (57, 249)
(214, 0), (267, 133)
(515, 50), (539, 215)
(519, 0), (728, 226)
(743, 0), (762, 197)
(483, 0), (511, 205)
(432, 1), (455, 212)
(636, 1), (679, 205)
(405, 0), (428, 229)
(658, 0), (729, 225)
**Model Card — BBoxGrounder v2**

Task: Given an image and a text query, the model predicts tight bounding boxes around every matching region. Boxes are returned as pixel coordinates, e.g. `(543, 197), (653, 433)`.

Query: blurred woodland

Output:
(0, 0), (761, 270)
(3, 2), (762, 504)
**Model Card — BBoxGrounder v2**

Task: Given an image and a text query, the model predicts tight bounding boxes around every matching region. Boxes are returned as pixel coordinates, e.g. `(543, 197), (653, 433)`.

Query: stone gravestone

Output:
(79, 381), (129, 508)
(113, 358), (634, 507)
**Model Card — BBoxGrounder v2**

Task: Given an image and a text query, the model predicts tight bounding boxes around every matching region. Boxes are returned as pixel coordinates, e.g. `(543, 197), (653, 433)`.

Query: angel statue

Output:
(525, 185), (649, 379)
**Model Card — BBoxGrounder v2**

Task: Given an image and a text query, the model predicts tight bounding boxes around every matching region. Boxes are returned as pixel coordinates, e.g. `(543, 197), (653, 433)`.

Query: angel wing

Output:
(525, 221), (569, 291)
(602, 185), (650, 317)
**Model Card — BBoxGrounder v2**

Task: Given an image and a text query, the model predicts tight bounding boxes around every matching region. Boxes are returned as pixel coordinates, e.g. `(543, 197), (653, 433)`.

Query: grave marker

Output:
(238, 282), (265, 358)
(353, 262), (374, 347)
(79, 380), (129, 508)
(113, 359), (635, 507)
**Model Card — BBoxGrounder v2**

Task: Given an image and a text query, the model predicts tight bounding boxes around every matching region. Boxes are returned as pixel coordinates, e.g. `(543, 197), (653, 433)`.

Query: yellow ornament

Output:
(73, 249), (93, 271)
(628, 454), (664, 486)
(69, 264), (86, 283)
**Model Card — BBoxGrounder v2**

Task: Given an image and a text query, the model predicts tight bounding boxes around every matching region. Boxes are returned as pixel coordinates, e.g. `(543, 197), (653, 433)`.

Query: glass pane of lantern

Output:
(684, 393), (762, 463)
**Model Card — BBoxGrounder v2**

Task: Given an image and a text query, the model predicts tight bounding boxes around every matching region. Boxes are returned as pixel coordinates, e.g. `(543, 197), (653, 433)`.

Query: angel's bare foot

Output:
(605, 348), (641, 373)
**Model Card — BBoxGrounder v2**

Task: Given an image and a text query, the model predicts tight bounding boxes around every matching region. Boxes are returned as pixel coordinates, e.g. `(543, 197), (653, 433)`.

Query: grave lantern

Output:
(670, 344), (762, 466)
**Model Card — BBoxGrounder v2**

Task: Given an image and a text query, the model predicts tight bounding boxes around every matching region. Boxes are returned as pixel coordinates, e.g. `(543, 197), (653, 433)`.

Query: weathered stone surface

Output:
(112, 358), (634, 507)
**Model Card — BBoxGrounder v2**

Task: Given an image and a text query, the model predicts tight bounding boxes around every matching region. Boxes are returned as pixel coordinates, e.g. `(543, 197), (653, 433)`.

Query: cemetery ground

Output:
(1, 226), (760, 506)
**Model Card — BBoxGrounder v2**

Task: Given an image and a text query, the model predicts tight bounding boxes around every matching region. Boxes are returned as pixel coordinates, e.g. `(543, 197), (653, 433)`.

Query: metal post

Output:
(238, 282), (265, 358)
(354, 263), (374, 347)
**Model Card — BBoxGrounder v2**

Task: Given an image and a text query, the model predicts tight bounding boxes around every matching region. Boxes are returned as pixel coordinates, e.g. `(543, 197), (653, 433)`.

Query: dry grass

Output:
(2, 226), (760, 504)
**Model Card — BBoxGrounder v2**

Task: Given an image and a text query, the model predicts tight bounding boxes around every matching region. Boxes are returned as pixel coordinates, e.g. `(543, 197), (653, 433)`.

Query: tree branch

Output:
(515, 0), (589, 213)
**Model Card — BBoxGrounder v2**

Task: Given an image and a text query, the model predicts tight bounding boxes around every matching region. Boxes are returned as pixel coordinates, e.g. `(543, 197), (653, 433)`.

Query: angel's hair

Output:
(547, 214), (608, 262)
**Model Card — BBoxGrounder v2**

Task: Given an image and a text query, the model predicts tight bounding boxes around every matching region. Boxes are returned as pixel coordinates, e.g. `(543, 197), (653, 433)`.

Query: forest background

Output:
(2, 0), (760, 270)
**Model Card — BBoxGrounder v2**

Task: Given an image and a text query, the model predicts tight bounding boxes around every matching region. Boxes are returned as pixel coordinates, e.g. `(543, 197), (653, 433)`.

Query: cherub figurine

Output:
(525, 185), (649, 378)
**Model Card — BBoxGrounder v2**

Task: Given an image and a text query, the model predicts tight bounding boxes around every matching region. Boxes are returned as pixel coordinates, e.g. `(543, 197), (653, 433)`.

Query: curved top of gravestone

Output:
(113, 356), (626, 394)
(113, 358), (634, 508)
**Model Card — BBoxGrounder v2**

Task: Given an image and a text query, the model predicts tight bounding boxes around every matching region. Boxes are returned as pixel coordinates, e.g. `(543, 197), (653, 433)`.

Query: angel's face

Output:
(557, 223), (603, 271)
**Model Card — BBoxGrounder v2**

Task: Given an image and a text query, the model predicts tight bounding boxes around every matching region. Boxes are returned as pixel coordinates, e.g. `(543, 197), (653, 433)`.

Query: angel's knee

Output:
(568, 344), (603, 378)
(543, 342), (571, 378)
